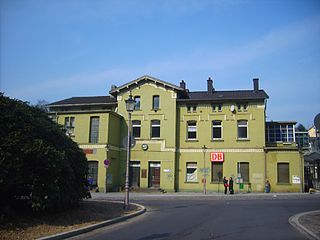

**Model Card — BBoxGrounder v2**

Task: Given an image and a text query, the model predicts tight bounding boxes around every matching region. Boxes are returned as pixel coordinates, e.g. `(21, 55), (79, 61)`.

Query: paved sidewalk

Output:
(289, 210), (320, 240)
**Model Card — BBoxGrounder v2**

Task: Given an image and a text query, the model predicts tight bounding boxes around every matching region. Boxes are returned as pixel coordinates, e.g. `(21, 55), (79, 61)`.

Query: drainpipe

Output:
(264, 148), (268, 193)
(299, 150), (304, 193)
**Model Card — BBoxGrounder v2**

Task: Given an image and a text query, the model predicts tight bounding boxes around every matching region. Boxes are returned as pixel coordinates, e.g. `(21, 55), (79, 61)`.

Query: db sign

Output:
(210, 152), (224, 162)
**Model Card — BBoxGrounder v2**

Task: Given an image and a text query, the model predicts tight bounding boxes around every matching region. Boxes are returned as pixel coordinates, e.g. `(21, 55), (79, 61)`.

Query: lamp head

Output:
(125, 94), (136, 112)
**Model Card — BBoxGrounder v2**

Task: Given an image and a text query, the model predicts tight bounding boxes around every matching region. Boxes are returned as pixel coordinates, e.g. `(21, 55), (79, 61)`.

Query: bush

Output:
(0, 94), (88, 213)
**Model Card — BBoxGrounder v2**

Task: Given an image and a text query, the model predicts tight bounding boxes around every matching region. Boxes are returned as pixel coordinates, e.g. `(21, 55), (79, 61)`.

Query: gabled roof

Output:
(109, 75), (185, 96)
(177, 89), (269, 102)
(49, 96), (117, 107)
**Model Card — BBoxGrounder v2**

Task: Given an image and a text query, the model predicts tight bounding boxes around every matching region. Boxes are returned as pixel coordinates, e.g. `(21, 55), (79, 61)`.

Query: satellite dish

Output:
(314, 113), (320, 131)
(230, 105), (235, 113)
(122, 135), (136, 148)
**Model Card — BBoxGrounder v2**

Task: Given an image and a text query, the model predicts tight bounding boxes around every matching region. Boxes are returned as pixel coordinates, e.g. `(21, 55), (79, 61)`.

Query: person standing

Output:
(265, 179), (271, 193)
(229, 177), (234, 194)
(223, 177), (228, 194)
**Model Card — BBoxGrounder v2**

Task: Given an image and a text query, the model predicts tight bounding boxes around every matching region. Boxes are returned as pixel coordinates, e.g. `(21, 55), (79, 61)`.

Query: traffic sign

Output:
(104, 159), (110, 168)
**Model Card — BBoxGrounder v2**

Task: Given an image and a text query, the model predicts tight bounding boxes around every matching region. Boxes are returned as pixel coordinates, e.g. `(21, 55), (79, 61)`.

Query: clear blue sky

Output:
(1, 0), (319, 128)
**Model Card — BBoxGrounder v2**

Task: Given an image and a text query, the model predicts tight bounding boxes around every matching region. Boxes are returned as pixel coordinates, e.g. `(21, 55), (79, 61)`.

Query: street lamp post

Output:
(124, 94), (135, 209)
(202, 145), (207, 195)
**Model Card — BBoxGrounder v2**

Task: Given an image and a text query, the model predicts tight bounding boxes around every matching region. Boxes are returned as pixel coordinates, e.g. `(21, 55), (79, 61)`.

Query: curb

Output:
(289, 210), (320, 240)
(37, 202), (146, 240)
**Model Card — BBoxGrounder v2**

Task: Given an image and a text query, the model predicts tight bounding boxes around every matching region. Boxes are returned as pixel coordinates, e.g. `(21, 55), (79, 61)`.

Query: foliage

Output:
(34, 99), (49, 112)
(296, 123), (307, 132)
(0, 93), (88, 213)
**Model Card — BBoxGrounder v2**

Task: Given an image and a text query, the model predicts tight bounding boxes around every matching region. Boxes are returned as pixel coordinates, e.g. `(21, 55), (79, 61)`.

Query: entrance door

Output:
(88, 161), (98, 189)
(129, 161), (140, 188)
(149, 162), (161, 188)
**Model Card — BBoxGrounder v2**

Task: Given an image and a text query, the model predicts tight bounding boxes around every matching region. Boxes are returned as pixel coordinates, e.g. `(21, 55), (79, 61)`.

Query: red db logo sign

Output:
(210, 152), (224, 162)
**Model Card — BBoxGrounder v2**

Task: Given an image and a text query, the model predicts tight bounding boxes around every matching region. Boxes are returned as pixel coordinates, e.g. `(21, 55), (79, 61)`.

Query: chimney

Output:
(253, 78), (259, 92)
(207, 77), (214, 93)
(180, 80), (186, 90)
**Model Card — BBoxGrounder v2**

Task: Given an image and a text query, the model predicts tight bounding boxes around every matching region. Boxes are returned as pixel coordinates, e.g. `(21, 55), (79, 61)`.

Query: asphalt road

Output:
(70, 196), (320, 240)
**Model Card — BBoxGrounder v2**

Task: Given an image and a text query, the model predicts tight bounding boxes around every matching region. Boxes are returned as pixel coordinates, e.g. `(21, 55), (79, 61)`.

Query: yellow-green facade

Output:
(49, 75), (303, 193)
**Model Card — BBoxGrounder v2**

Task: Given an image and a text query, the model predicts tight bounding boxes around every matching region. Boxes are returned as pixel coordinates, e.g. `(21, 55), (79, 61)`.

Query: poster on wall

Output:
(107, 174), (113, 185)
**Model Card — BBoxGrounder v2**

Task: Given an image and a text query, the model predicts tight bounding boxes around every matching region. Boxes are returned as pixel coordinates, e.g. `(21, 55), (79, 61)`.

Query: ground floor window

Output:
(88, 161), (98, 188)
(211, 162), (223, 182)
(186, 162), (198, 182)
(277, 163), (289, 183)
(129, 161), (141, 187)
(237, 162), (249, 182)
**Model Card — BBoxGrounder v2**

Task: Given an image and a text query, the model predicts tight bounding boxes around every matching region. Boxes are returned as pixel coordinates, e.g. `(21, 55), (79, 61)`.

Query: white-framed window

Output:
(64, 116), (75, 135)
(89, 116), (100, 143)
(134, 96), (141, 110)
(266, 123), (295, 143)
(132, 120), (141, 138)
(152, 95), (160, 110)
(151, 120), (160, 138)
(218, 104), (223, 111)
(237, 120), (248, 139)
(277, 163), (289, 183)
(187, 121), (197, 140)
(186, 162), (198, 182)
(212, 120), (222, 140)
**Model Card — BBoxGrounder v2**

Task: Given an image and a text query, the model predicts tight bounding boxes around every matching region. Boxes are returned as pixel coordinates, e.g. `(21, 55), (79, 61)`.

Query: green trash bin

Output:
(240, 183), (244, 190)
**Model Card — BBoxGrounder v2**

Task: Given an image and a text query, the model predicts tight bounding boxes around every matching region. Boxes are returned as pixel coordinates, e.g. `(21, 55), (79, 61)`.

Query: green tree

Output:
(0, 93), (88, 213)
(296, 123), (307, 132)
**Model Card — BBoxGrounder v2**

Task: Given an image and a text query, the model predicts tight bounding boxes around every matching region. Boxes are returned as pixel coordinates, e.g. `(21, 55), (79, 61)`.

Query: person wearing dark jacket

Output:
(229, 177), (234, 194)
(223, 177), (228, 194)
